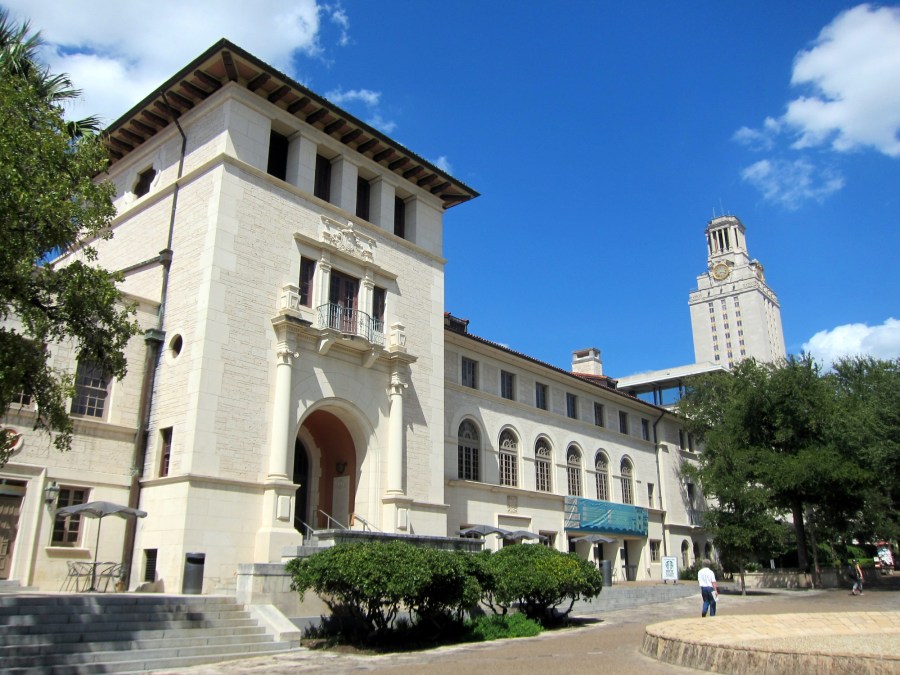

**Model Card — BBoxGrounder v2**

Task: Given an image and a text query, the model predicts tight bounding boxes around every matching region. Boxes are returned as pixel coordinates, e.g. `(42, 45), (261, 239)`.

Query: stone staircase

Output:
(573, 581), (699, 614)
(0, 593), (299, 674)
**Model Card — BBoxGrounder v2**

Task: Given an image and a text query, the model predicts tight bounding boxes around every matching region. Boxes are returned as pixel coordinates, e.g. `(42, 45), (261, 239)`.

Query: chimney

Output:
(572, 348), (603, 376)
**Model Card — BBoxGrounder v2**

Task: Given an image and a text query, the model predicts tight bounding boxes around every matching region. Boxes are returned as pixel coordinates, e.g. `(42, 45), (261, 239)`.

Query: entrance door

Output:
(293, 440), (310, 535)
(0, 495), (22, 580)
(329, 272), (358, 333)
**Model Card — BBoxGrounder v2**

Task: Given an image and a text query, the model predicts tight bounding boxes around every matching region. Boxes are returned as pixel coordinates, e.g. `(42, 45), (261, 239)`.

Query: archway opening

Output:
(301, 409), (357, 529)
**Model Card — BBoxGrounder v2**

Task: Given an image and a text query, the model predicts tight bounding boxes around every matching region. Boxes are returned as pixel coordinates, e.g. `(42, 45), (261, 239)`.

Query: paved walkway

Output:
(157, 582), (900, 674)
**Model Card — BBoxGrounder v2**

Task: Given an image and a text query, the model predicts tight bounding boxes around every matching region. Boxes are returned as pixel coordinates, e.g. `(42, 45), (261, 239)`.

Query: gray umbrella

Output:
(55, 501), (147, 591)
(457, 524), (512, 538)
(571, 534), (616, 544)
(503, 529), (548, 542)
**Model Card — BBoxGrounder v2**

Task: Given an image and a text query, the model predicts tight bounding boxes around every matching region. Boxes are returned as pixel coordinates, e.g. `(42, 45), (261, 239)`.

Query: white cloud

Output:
(3, 0), (329, 126)
(325, 88), (381, 107)
(432, 156), (453, 174)
(803, 318), (900, 366)
(366, 113), (397, 135)
(740, 158), (844, 209)
(735, 4), (900, 207)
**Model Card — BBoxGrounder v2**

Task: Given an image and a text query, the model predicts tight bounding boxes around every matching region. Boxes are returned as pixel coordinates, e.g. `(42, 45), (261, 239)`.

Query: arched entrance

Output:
(296, 409), (358, 530)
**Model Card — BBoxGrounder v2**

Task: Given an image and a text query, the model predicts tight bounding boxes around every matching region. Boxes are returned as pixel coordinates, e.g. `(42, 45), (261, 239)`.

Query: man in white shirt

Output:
(698, 559), (718, 617)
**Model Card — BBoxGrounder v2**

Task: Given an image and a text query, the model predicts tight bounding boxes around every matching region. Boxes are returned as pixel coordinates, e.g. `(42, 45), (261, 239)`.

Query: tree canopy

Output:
(678, 355), (896, 572)
(0, 11), (139, 465)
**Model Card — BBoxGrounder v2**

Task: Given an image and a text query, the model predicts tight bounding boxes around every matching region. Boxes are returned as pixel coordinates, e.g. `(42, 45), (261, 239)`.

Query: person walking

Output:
(849, 559), (864, 595)
(698, 559), (718, 617)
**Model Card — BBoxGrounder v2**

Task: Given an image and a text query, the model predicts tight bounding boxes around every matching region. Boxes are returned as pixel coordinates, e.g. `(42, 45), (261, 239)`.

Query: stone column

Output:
(387, 368), (407, 494)
(268, 342), (298, 480)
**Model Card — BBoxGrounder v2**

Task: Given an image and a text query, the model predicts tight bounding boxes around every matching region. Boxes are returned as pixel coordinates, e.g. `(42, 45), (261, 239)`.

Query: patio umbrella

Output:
(55, 501), (147, 591)
(457, 525), (512, 538)
(570, 534), (616, 544)
(503, 529), (548, 542)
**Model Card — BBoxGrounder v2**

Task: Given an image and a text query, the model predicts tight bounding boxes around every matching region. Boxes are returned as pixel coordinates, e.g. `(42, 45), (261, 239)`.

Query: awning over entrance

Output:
(564, 497), (648, 537)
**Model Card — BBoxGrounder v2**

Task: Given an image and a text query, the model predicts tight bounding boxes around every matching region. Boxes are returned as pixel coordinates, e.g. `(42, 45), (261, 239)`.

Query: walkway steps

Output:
(0, 594), (297, 674)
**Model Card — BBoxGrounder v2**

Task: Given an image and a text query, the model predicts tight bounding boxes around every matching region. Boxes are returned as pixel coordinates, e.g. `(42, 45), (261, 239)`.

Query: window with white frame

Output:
(618, 410), (629, 434)
(461, 357), (478, 389)
(457, 420), (480, 481)
(71, 360), (110, 418)
(641, 418), (650, 441)
(500, 370), (516, 401)
(566, 393), (577, 419)
(650, 540), (661, 562)
(620, 458), (635, 505)
(51, 486), (89, 546)
(595, 452), (609, 501)
(594, 402), (605, 427)
(566, 446), (582, 497)
(535, 382), (548, 410)
(535, 438), (552, 492)
(647, 482), (655, 508)
(499, 429), (518, 487)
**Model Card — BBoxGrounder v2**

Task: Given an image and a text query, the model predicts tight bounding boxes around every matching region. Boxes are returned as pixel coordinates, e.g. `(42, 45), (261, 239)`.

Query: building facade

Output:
(0, 41), (709, 593)
(688, 215), (786, 368)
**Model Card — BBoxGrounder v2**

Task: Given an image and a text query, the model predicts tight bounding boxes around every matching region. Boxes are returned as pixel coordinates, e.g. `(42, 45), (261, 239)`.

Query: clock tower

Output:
(688, 215), (786, 368)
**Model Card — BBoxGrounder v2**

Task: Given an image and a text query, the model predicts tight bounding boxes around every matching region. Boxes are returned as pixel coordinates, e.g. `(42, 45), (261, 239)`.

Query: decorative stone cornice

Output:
(320, 216), (376, 263)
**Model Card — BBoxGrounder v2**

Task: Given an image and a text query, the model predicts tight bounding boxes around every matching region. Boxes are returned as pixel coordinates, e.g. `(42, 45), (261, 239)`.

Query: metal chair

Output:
(60, 561), (92, 592)
(97, 562), (125, 592)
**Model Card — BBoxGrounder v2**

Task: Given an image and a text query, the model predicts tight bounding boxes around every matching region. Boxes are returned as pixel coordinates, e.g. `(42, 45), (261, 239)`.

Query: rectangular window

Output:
(461, 357), (478, 389)
(500, 371), (516, 401)
(51, 486), (88, 546)
(159, 427), (173, 477)
(314, 154), (331, 201)
(373, 286), (387, 325)
(641, 418), (650, 441)
(618, 411), (629, 435)
(566, 393), (578, 419)
(267, 130), (289, 181)
(71, 361), (109, 418)
(535, 382), (548, 410)
(647, 483), (655, 508)
(687, 433), (695, 452)
(650, 540), (661, 562)
(535, 458), (551, 492)
(13, 391), (32, 406)
(594, 402), (605, 427)
(394, 196), (406, 238)
(143, 549), (158, 583)
(299, 257), (316, 307)
(499, 451), (517, 487)
(355, 176), (370, 220)
(567, 465), (582, 497)
(679, 429), (685, 449)
(328, 271), (359, 332)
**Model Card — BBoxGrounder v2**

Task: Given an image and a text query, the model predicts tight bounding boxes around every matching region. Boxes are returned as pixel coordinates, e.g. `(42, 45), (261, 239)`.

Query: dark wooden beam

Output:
(324, 118), (345, 134)
(268, 85), (290, 103)
(430, 181), (451, 194)
(417, 174), (438, 187)
(168, 91), (194, 110)
(389, 157), (409, 171)
(153, 100), (179, 118)
(106, 147), (123, 160)
(180, 80), (210, 100)
(373, 148), (395, 162)
(403, 165), (424, 179)
(110, 137), (134, 152)
(340, 128), (362, 144)
(130, 119), (157, 136)
(222, 51), (238, 82)
(194, 69), (222, 90)
(120, 128), (144, 144)
(287, 96), (310, 114)
(142, 110), (168, 127)
(357, 138), (378, 153)
(306, 107), (328, 124)
(247, 72), (270, 92)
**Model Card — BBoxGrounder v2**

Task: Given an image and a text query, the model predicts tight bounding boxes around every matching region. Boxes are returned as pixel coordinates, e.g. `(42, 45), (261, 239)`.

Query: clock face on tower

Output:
(712, 262), (730, 281)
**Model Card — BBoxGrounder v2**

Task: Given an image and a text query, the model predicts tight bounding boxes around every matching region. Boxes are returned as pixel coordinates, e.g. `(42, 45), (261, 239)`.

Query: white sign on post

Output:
(662, 556), (678, 583)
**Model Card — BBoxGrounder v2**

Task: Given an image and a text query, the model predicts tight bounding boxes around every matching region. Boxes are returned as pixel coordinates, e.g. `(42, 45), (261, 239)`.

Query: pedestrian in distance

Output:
(698, 559), (718, 617)
(848, 559), (864, 595)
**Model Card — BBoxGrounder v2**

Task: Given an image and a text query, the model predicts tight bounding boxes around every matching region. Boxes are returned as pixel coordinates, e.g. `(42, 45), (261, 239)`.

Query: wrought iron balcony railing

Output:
(317, 303), (385, 346)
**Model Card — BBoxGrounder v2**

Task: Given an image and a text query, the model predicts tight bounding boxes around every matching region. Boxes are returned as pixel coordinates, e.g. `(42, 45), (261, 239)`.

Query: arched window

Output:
(620, 459), (634, 505)
(566, 446), (582, 496)
(457, 420), (480, 481)
(681, 540), (690, 568)
(535, 438), (552, 492)
(499, 429), (518, 487)
(595, 452), (609, 501)
(704, 541), (713, 560)
(693, 541), (701, 560)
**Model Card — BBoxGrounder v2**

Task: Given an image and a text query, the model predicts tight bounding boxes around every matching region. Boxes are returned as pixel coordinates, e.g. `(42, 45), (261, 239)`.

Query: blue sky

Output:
(7, 1), (899, 377)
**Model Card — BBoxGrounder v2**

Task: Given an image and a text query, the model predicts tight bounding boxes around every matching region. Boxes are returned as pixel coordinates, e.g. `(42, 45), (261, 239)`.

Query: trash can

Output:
(625, 564), (638, 582)
(181, 552), (205, 594)
(599, 559), (612, 587)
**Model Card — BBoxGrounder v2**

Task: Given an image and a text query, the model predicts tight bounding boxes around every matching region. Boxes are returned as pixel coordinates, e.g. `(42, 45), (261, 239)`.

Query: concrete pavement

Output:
(156, 581), (900, 674)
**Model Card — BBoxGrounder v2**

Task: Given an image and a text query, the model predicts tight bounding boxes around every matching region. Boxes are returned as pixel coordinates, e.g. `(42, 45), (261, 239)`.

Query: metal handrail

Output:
(316, 303), (385, 346)
(318, 508), (348, 530)
(351, 513), (380, 532)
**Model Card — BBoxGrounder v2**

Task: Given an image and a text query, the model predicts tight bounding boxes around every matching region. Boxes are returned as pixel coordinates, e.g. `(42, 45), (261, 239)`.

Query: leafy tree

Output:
(678, 356), (867, 572)
(0, 14), (139, 465)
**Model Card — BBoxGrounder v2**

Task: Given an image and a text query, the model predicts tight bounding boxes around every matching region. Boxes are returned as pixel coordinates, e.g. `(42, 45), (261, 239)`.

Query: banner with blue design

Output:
(564, 497), (648, 537)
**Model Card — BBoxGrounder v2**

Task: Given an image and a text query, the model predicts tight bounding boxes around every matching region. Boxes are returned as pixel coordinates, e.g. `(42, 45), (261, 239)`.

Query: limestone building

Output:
(0, 41), (709, 594)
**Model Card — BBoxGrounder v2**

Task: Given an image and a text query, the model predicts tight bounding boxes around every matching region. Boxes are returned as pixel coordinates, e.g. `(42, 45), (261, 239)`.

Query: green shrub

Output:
(465, 613), (542, 641)
(744, 561), (762, 572)
(484, 544), (602, 626)
(678, 559), (724, 580)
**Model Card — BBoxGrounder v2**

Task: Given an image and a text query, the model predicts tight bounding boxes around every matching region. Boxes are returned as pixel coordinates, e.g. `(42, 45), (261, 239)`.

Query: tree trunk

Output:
(792, 501), (809, 571)
(738, 556), (747, 596)
(808, 509), (820, 589)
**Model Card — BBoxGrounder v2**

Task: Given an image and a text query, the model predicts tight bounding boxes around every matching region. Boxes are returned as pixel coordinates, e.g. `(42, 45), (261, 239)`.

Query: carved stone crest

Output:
(321, 216), (376, 263)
